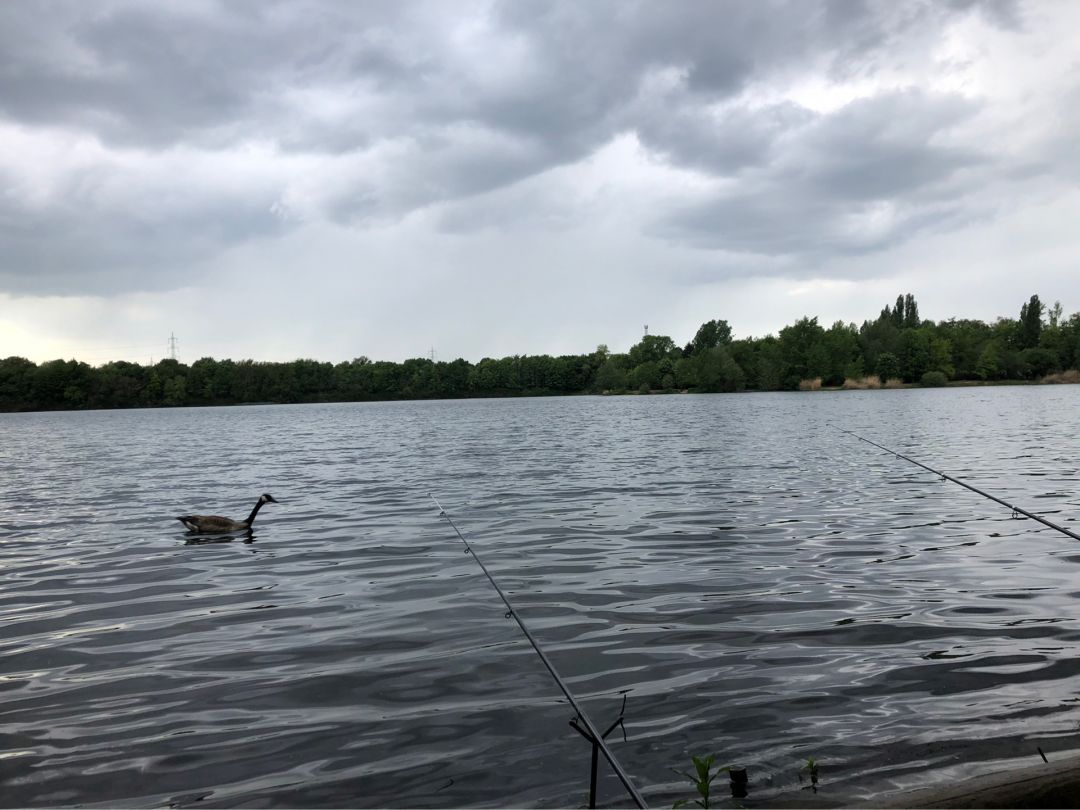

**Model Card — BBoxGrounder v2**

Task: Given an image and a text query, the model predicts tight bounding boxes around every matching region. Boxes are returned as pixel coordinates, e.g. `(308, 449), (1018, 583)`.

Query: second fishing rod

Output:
(830, 424), (1080, 542)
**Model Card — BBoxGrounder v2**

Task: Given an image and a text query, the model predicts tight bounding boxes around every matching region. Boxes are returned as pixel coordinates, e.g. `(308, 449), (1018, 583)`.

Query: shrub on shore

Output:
(842, 375), (881, 389)
(798, 378), (822, 391)
(921, 371), (949, 387)
(1042, 369), (1080, 384)
(883, 377), (905, 389)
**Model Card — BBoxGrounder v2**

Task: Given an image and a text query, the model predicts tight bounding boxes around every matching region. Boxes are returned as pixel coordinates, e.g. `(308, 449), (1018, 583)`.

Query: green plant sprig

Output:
(672, 753), (731, 809)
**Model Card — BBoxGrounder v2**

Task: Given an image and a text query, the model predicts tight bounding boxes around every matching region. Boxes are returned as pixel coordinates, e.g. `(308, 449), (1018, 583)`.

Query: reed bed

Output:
(842, 375), (882, 389)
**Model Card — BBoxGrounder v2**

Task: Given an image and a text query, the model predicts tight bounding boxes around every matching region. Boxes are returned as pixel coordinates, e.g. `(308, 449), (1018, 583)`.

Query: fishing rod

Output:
(430, 495), (648, 809)
(830, 424), (1080, 542)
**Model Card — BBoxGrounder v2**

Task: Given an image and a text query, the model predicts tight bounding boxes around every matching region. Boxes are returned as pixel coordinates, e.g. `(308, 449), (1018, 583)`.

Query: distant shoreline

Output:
(603, 377), (1080, 394)
(4, 292), (1078, 411)
(1, 376), (1077, 415)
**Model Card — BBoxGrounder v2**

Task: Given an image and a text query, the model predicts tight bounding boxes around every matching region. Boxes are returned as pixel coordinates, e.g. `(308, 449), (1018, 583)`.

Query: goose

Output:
(177, 493), (279, 534)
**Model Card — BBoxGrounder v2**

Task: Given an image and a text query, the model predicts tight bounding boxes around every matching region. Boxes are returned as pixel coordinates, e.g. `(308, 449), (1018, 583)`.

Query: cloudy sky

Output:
(2, 0), (1079, 366)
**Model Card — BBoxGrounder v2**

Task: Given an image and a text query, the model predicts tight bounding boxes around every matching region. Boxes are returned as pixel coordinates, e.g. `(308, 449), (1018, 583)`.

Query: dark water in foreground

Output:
(2, 388), (1080, 808)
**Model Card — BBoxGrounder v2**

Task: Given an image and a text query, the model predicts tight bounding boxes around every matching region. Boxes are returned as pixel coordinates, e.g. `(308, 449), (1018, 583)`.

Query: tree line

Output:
(2, 293), (1078, 412)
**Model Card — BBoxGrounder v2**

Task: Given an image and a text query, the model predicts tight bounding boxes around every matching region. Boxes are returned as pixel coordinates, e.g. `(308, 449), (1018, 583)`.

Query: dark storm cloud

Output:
(0, 2), (417, 148)
(0, 0), (1025, 295)
(1, 1), (1014, 153)
(0, 164), (285, 295)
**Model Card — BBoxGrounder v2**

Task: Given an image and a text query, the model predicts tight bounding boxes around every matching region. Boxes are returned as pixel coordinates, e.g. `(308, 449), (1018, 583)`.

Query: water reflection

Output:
(183, 529), (256, 545)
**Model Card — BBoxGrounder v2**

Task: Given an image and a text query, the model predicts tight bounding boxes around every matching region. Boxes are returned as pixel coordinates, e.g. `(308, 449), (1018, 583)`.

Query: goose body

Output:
(177, 493), (278, 534)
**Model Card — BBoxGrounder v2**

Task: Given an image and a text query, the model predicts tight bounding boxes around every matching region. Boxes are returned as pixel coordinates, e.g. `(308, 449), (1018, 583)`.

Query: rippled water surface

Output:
(3, 388), (1080, 807)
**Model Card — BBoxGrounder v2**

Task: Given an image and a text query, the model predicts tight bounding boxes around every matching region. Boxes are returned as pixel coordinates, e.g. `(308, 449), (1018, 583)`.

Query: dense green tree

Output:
(294, 359), (336, 400)
(1020, 347), (1058, 378)
(992, 316), (1020, 344)
(628, 334), (679, 390)
(898, 329), (933, 382)
(401, 358), (437, 397)
(33, 359), (92, 409)
(1038, 319), (1069, 371)
(337, 357), (374, 400)
(687, 319), (733, 356)
(858, 314), (901, 374)
(163, 375), (187, 406)
(752, 337), (784, 391)
(657, 357), (676, 390)
(1018, 293), (1044, 350)
(778, 317), (827, 388)
(1048, 300), (1064, 328)
(210, 358), (237, 402)
(186, 357), (218, 403)
(727, 339), (759, 389)
(843, 357), (865, 381)
(439, 358), (472, 395)
(0, 356), (37, 410)
(903, 293), (921, 328)
(594, 357), (629, 392)
(91, 360), (146, 408)
(821, 321), (860, 385)
(628, 361), (661, 391)
(928, 335), (954, 379)
(628, 334), (679, 365)
(937, 319), (989, 379)
(875, 352), (901, 381)
(976, 341), (1002, 380)
(1062, 314), (1080, 370)
(674, 356), (697, 389)
(693, 346), (744, 392)
(369, 360), (404, 397)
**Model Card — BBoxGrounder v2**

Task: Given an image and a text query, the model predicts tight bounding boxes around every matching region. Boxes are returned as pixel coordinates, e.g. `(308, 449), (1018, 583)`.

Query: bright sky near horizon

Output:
(2, 0), (1079, 366)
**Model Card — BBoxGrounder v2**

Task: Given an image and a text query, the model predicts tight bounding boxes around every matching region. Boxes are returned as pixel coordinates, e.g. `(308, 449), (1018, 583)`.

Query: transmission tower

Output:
(168, 332), (179, 361)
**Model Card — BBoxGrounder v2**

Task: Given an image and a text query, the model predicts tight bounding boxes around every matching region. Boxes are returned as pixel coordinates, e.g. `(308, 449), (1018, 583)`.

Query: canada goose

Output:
(177, 493), (279, 533)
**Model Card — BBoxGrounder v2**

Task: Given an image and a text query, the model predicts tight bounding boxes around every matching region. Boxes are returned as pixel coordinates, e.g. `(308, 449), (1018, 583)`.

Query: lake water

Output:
(2, 387), (1080, 808)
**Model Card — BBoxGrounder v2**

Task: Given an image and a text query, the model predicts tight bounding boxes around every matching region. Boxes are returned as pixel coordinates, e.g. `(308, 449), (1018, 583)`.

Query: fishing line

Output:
(429, 494), (648, 809)
(829, 424), (1080, 542)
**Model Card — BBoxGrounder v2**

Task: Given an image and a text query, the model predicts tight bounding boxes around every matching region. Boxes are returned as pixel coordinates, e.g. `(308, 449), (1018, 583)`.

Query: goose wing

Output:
(177, 514), (242, 533)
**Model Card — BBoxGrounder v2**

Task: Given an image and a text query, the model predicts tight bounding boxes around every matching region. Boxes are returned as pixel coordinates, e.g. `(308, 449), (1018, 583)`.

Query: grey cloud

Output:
(663, 190), (981, 261)
(0, 2), (418, 148)
(0, 0), (1032, 298)
(0, 167), (284, 296)
(318, 126), (559, 224)
(632, 100), (815, 176)
(2, 0), (1011, 152)
(945, 0), (1022, 29)
(797, 91), (987, 200)
(0, 4), (251, 146)
(657, 90), (991, 260)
